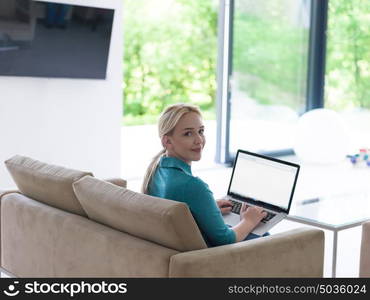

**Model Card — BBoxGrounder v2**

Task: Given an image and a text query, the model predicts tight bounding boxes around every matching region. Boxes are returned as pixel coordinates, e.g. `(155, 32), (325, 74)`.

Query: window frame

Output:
(216, 0), (329, 164)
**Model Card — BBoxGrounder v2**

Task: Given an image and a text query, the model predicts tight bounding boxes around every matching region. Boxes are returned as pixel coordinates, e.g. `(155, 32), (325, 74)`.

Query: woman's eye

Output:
(184, 132), (192, 136)
(199, 129), (204, 135)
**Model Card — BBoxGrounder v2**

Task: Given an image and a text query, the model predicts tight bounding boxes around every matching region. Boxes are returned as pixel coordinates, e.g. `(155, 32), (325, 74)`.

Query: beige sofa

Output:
(360, 221), (370, 277)
(0, 155), (325, 277)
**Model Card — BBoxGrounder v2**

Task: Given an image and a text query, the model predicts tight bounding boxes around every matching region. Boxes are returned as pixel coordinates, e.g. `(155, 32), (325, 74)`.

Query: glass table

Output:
(286, 191), (370, 277)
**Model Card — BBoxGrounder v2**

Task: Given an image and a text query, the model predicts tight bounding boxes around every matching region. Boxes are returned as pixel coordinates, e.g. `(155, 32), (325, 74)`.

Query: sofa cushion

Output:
(73, 176), (207, 252)
(5, 155), (92, 216)
(1, 193), (178, 277)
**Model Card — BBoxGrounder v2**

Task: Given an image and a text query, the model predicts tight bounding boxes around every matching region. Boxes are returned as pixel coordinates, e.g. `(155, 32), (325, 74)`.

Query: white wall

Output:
(0, 0), (123, 188)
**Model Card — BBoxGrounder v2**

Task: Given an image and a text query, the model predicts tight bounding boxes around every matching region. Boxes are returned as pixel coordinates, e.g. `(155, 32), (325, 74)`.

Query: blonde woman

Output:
(142, 103), (267, 247)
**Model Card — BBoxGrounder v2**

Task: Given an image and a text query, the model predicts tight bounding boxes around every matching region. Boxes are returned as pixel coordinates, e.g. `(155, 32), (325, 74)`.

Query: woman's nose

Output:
(194, 134), (203, 145)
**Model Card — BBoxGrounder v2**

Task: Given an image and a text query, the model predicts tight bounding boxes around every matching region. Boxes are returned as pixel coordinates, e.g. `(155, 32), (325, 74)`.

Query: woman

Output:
(142, 103), (267, 247)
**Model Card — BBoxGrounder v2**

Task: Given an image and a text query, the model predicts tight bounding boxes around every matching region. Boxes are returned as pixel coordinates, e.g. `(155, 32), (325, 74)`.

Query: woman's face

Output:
(164, 112), (206, 165)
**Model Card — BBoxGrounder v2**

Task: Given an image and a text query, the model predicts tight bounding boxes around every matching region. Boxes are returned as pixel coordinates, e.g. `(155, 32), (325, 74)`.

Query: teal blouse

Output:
(148, 156), (236, 247)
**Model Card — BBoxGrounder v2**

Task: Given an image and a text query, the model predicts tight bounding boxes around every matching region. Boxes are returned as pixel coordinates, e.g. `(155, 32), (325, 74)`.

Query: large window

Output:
(218, 0), (370, 164)
(220, 0), (311, 161)
(122, 0), (219, 179)
(325, 0), (370, 152)
(123, 0), (218, 125)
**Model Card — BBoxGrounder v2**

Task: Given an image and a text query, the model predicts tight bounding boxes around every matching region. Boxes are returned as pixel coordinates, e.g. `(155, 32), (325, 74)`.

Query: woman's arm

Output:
(232, 204), (267, 242)
(184, 178), (267, 245)
(184, 177), (236, 246)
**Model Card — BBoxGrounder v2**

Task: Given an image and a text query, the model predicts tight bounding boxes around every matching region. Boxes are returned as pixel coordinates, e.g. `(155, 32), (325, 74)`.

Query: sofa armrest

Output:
(0, 190), (19, 199)
(360, 221), (370, 277)
(0, 190), (18, 267)
(104, 178), (127, 188)
(169, 228), (324, 277)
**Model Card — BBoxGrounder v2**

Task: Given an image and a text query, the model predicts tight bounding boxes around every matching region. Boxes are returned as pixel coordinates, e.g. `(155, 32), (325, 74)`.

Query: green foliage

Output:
(232, 0), (370, 112)
(232, 3), (309, 111)
(123, 0), (218, 125)
(325, 0), (370, 110)
(123, 0), (370, 125)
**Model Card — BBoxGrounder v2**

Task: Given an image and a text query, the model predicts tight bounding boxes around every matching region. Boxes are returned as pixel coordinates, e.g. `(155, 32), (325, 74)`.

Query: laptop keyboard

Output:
(229, 199), (276, 223)
(230, 200), (242, 214)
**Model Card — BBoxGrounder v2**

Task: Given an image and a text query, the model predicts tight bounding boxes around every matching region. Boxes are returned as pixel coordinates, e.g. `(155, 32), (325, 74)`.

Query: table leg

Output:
(332, 230), (338, 277)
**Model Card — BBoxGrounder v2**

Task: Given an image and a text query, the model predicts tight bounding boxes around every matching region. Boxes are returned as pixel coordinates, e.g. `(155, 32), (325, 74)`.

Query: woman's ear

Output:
(162, 135), (172, 149)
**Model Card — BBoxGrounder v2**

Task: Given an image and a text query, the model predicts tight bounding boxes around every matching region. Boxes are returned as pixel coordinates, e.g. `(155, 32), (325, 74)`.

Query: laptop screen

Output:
(228, 150), (300, 213)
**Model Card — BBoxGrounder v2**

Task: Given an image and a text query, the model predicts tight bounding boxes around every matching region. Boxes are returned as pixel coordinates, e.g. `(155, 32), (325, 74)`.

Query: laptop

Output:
(223, 149), (300, 235)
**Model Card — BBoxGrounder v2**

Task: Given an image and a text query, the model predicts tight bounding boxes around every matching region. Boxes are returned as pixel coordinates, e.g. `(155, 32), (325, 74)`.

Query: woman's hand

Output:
(232, 203), (267, 242)
(240, 203), (267, 226)
(216, 198), (233, 215)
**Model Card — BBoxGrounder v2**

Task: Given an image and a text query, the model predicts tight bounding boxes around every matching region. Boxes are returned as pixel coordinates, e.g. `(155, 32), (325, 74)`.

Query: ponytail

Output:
(141, 149), (166, 194)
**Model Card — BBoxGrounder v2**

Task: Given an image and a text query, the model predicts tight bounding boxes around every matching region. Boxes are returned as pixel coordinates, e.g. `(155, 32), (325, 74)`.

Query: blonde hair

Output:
(141, 103), (202, 194)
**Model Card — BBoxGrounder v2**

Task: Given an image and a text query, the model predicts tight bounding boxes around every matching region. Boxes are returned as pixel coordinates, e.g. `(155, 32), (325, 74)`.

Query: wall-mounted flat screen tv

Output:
(0, 0), (114, 79)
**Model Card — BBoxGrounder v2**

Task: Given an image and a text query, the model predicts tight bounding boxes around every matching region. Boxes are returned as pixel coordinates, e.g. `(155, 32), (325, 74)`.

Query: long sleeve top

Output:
(148, 156), (236, 247)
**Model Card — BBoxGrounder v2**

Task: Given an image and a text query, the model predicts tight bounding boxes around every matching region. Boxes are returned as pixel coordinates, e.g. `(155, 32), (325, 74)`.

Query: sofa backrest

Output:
(1, 192), (179, 277)
(5, 155), (92, 216)
(73, 176), (208, 252)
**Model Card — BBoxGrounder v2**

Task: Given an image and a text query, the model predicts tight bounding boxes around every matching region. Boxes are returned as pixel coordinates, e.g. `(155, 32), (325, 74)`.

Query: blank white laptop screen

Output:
(229, 151), (298, 211)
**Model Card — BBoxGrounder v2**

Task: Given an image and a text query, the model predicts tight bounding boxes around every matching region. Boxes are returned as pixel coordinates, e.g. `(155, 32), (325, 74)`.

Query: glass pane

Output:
(229, 0), (311, 154)
(122, 0), (219, 179)
(123, 0), (218, 125)
(325, 0), (370, 153)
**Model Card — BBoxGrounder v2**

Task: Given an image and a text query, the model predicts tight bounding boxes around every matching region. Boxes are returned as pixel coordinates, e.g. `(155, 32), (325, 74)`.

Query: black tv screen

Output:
(0, 0), (114, 79)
